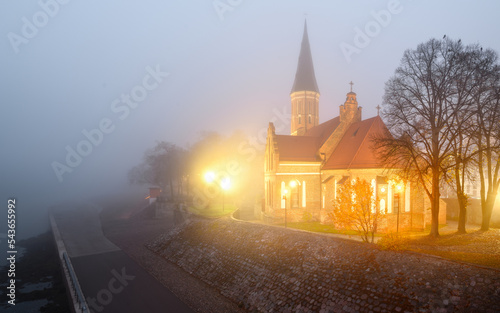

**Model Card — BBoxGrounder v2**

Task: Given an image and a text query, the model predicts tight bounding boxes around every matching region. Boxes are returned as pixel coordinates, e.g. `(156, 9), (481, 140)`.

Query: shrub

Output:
(377, 232), (409, 251)
(301, 211), (313, 222)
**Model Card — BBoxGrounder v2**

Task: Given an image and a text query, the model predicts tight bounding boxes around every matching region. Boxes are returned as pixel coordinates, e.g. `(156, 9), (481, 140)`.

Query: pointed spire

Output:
(291, 20), (319, 94)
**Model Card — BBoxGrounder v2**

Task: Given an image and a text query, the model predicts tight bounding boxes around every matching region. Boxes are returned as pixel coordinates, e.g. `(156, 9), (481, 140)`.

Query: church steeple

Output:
(290, 20), (320, 136)
(291, 20), (319, 94)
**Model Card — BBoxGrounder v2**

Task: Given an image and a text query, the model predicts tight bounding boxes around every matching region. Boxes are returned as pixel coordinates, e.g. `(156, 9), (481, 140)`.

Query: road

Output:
(52, 203), (195, 313)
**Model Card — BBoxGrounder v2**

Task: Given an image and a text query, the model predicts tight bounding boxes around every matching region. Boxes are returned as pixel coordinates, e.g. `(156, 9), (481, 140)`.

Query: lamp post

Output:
(283, 189), (288, 228)
(205, 171), (231, 212)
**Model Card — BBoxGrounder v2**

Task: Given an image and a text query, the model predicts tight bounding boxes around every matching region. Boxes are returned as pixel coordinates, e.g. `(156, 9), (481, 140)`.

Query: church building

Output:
(263, 22), (446, 232)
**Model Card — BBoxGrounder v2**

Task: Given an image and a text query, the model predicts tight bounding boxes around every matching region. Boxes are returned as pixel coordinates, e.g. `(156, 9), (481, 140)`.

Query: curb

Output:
(49, 210), (89, 313)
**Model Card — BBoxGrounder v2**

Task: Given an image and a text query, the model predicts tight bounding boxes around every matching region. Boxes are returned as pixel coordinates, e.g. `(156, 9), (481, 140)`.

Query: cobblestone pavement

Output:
(149, 217), (500, 313)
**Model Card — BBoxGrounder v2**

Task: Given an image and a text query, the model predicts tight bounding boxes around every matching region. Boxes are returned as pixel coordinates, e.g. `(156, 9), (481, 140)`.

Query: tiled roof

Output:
(322, 116), (387, 170)
(274, 117), (340, 162)
(303, 116), (341, 147)
(275, 135), (321, 162)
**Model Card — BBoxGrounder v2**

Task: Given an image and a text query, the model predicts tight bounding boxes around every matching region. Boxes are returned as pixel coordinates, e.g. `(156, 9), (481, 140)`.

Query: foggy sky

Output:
(2, 0), (500, 239)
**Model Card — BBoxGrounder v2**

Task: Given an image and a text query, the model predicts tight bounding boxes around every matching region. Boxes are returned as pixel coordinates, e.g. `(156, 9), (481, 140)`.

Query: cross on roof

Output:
(376, 105), (381, 116)
(349, 81), (354, 92)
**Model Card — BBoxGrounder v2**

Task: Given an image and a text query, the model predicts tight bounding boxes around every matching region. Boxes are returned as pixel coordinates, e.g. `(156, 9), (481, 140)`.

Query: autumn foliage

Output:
(330, 178), (379, 243)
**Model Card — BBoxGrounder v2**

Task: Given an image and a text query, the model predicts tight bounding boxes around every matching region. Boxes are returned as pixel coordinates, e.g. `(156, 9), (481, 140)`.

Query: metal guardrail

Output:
(62, 251), (89, 313)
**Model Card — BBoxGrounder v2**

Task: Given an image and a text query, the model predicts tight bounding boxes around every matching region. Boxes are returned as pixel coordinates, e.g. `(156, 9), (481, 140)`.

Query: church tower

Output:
(340, 82), (362, 123)
(290, 21), (320, 136)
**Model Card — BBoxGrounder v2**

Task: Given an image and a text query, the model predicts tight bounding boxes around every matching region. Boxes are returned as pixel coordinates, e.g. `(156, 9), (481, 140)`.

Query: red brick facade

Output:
(263, 22), (445, 232)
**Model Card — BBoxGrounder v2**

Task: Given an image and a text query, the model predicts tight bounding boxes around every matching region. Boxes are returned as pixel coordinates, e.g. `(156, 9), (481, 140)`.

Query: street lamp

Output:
(204, 171), (231, 212)
(204, 171), (215, 184)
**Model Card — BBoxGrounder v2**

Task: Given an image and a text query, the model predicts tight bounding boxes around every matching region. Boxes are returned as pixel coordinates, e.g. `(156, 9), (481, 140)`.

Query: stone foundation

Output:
(148, 217), (500, 313)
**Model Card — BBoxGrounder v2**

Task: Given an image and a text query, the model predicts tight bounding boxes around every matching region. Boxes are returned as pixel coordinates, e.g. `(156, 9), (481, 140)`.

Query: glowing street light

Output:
(204, 170), (232, 212)
(204, 171), (215, 183)
(221, 177), (231, 212)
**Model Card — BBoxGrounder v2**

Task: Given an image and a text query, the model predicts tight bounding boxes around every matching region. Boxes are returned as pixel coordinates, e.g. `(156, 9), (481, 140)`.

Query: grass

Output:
(405, 227), (500, 269)
(273, 221), (500, 269)
(409, 248), (500, 269)
(277, 221), (366, 236)
(187, 203), (238, 218)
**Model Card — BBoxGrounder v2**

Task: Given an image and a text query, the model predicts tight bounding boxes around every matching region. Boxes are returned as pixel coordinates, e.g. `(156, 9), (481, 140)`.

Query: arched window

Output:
(302, 181), (306, 207)
(393, 194), (400, 214)
(334, 179), (337, 199)
(371, 179), (376, 213)
(405, 182), (411, 212)
(380, 199), (386, 214)
(291, 183), (299, 208)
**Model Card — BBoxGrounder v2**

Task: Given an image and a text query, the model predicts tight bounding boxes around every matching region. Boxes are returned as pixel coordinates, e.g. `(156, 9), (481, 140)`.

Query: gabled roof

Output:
(274, 117), (341, 162)
(275, 135), (321, 162)
(303, 116), (341, 146)
(291, 20), (319, 94)
(322, 116), (387, 170)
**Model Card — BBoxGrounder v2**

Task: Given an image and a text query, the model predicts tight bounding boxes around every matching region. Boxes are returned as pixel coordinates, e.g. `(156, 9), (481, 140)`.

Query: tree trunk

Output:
(169, 178), (175, 200)
(430, 170), (441, 237)
(454, 165), (467, 234)
(457, 193), (467, 234)
(480, 193), (495, 231)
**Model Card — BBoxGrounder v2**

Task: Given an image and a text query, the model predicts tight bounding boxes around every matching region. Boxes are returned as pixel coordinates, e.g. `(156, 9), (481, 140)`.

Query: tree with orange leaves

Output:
(330, 178), (379, 243)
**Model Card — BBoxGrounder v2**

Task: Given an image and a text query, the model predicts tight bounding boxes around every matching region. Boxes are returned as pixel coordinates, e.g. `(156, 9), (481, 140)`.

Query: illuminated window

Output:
(302, 181), (306, 207)
(334, 179), (337, 199)
(380, 199), (386, 214)
(393, 194), (400, 214)
(291, 184), (299, 208)
(371, 179), (376, 213)
(405, 182), (411, 212)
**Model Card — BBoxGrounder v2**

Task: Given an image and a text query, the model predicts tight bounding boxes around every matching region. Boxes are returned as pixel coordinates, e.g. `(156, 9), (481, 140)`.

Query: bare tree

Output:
(471, 50), (500, 231)
(128, 141), (186, 199)
(376, 38), (474, 237)
(330, 178), (379, 243)
(447, 128), (476, 233)
(444, 44), (490, 233)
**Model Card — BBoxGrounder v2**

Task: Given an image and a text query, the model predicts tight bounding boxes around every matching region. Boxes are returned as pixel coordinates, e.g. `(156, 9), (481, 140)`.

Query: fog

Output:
(1, 1), (500, 239)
